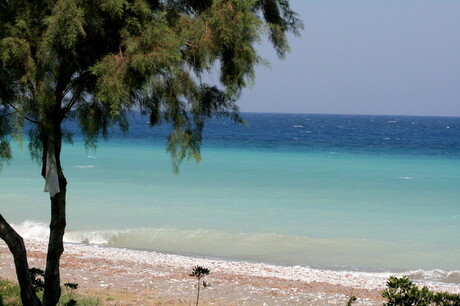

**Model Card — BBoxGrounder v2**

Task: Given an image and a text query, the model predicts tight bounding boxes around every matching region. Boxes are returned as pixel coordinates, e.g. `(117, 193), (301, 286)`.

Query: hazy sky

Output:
(238, 0), (460, 116)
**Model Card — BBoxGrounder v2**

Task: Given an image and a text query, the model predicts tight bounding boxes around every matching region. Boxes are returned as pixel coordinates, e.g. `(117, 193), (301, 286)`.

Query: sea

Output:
(1, 113), (459, 282)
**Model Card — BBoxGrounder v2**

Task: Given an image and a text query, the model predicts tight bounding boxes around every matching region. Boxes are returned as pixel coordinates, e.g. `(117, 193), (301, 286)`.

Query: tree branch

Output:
(0, 111), (13, 119)
(0, 213), (42, 305)
(62, 84), (84, 115)
(184, 41), (198, 48)
(5, 101), (40, 124)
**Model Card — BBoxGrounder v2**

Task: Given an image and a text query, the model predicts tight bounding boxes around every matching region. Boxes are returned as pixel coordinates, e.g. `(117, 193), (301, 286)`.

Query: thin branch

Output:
(0, 112), (14, 119)
(62, 83), (73, 98)
(184, 41), (198, 48)
(62, 71), (90, 115)
(5, 101), (40, 124)
(62, 84), (84, 115)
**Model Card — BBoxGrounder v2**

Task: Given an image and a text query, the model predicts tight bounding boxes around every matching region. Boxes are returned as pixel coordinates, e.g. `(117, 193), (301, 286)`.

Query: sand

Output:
(1, 239), (459, 305)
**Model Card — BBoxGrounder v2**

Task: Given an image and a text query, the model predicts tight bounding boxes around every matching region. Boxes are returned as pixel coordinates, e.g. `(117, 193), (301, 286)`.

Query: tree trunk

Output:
(0, 214), (42, 306)
(42, 184), (67, 306)
(42, 117), (68, 306)
(196, 278), (201, 306)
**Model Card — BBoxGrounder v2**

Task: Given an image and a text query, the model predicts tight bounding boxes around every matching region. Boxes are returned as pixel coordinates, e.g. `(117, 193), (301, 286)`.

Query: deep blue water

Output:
(62, 112), (460, 156)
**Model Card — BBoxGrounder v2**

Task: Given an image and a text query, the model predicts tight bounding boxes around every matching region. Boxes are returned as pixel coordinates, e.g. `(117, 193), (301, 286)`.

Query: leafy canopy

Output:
(0, 0), (303, 171)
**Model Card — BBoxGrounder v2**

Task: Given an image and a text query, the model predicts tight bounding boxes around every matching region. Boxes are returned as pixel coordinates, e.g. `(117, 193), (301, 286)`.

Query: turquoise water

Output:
(1, 113), (459, 273)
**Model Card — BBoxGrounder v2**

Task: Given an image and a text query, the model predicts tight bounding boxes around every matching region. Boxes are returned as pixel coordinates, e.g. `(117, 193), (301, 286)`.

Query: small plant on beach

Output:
(346, 295), (357, 306)
(382, 276), (460, 306)
(29, 268), (45, 292)
(189, 266), (210, 306)
(63, 282), (79, 306)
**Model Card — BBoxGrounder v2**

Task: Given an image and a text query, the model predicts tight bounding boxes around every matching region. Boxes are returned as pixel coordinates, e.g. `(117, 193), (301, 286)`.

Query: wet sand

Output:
(1, 240), (458, 305)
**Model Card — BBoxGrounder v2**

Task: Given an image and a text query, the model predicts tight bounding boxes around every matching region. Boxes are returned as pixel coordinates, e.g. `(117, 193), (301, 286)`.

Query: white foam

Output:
(8, 222), (460, 287)
(74, 165), (95, 169)
(399, 176), (413, 180)
(64, 231), (111, 245)
(408, 269), (460, 284)
(11, 221), (49, 241)
(11, 221), (110, 244)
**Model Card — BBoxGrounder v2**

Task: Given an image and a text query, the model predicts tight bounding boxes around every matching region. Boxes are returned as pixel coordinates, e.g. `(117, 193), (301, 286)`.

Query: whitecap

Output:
(408, 269), (460, 284)
(293, 125), (303, 128)
(74, 165), (95, 169)
(64, 231), (111, 245)
(399, 176), (413, 180)
(12, 221), (49, 241)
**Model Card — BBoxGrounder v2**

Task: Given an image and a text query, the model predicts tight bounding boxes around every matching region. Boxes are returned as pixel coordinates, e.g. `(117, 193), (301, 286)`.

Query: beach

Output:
(1, 239), (459, 305)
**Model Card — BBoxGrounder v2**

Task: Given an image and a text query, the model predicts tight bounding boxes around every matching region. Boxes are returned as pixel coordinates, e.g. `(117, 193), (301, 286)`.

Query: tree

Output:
(0, 0), (302, 305)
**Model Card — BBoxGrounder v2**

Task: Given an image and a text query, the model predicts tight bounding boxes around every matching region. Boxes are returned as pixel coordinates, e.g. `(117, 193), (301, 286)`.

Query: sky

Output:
(238, 0), (460, 116)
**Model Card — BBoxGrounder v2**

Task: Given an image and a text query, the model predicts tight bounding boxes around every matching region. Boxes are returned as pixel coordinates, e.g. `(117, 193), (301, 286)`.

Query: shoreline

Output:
(1, 240), (459, 305)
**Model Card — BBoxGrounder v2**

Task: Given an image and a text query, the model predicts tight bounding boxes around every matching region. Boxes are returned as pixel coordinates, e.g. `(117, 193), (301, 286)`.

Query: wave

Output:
(11, 220), (50, 241)
(73, 165), (95, 169)
(407, 269), (460, 284)
(10, 221), (460, 284)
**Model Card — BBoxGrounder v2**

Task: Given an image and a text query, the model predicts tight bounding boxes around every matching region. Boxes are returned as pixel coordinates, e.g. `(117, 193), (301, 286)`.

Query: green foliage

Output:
(0, 108), (12, 170)
(0, 0), (303, 171)
(190, 266), (210, 279)
(29, 267), (45, 292)
(432, 292), (460, 305)
(64, 282), (79, 306)
(0, 279), (21, 306)
(382, 276), (460, 306)
(64, 283), (79, 291)
(63, 282), (79, 306)
(0, 279), (100, 306)
(64, 299), (77, 306)
(346, 295), (357, 306)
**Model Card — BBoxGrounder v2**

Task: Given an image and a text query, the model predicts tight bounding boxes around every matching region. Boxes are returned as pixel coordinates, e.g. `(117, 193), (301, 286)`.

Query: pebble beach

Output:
(1, 239), (459, 305)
